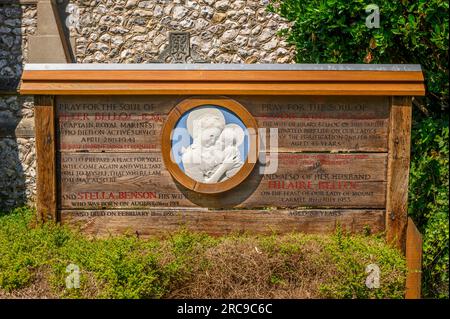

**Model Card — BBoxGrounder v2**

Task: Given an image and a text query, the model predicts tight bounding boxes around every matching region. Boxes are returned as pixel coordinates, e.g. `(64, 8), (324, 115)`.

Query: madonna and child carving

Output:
(172, 107), (247, 184)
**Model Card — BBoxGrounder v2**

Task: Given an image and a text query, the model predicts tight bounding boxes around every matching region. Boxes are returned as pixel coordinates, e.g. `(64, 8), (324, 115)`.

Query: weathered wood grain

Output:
(258, 118), (388, 152)
(22, 70), (425, 83)
(20, 79), (425, 96)
(56, 95), (389, 152)
(60, 209), (385, 237)
(55, 95), (173, 151)
(241, 96), (389, 152)
(56, 95), (390, 118)
(59, 152), (387, 209)
(405, 217), (423, 299)
(386, 97), (412, 251)
(56, 95), (180, 115)
(235, 96), (390, 119)
(35, 95), (57, 221)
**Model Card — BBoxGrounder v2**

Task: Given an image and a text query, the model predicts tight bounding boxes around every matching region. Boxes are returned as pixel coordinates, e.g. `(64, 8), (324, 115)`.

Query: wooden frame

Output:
(34, 95), (57, 222)
(23, 64), (426, 298)
(405, 217), (423, 298)
(386, 96), (413, 251)
(161, 97), (258, 194)
(20, 68), (425, 96)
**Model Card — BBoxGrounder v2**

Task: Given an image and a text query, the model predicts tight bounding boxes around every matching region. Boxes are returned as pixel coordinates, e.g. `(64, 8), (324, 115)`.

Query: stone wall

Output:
(0, 2), (37, 211)
(0, 0), (294, 212)
(1, 2), (36, 88)
(72, 0), (294, 63)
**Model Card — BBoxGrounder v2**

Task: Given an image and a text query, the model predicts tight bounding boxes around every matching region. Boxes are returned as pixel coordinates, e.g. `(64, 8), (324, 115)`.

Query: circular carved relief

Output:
(161, 97), (258, 194)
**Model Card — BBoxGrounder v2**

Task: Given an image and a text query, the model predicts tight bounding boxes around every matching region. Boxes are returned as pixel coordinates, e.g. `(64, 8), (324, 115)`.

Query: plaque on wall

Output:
(20, 64), (425, 244)
(161, 97), (258, 193)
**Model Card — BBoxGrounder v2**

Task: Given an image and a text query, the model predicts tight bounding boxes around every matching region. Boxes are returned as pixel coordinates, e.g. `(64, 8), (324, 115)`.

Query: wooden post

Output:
(386, 97), (422, 298)
(405, 217), (423, 298)
(386, 96), (412, 252)
(34, 95), (57, 222)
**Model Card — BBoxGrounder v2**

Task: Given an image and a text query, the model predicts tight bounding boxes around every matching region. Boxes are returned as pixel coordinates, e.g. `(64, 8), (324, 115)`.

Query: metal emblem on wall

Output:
(153, 32), (207, 63)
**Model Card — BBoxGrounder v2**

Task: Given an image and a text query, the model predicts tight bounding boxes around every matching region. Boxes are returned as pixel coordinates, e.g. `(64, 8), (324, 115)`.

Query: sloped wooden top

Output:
(19, 63), (425, 96)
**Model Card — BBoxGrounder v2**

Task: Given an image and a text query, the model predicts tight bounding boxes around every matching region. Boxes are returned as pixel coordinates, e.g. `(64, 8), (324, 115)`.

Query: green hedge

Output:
(0, 207), (406, 299)
(409, 117), (449, 298)
(269, 0), (449, 298)
(268, 0), (448, 111)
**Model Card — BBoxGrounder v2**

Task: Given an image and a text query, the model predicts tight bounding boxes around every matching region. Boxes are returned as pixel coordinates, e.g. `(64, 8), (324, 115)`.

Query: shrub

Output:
(0, 207), (406, 299)
(409, 117), (449, 298)
(269, 0), (449, 298)
(268, 0), (449, 112)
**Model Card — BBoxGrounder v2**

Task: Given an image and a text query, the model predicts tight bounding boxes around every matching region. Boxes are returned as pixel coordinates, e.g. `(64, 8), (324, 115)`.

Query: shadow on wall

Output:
(0, 1), (36, 212)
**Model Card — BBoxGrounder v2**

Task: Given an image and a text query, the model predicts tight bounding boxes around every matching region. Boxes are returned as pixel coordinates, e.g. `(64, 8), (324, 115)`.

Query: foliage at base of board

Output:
(0, 207), (406, 299)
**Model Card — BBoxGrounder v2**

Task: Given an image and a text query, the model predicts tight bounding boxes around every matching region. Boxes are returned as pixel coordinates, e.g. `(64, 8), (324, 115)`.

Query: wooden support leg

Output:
(34, 95), (57, 222)
(386, 96), (412, 252)
(405, 217), (422, 299)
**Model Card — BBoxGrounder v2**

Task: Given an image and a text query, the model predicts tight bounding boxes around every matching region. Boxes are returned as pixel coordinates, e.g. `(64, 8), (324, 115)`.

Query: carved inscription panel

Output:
(55, 95), (389, 235)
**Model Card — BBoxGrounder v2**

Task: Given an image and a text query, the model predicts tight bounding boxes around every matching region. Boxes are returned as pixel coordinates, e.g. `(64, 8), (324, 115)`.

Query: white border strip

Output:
(24, 63), (422, 72)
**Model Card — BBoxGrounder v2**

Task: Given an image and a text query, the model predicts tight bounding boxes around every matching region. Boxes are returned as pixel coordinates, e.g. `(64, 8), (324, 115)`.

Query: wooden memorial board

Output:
(20, 64), (425, 252)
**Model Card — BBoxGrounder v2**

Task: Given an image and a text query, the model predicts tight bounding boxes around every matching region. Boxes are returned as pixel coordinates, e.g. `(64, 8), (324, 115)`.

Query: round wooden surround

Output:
(161, 97), (258, 194)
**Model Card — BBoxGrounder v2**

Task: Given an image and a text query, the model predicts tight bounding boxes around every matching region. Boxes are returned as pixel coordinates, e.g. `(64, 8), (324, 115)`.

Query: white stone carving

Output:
(181, 107), (245, 183)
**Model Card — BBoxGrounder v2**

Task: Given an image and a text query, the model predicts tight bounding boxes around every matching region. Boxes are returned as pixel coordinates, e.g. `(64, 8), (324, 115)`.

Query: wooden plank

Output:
(58, 114), (166, 151)
(59, 152), (387, 209)
(56, 95), (180, 115)
(405, 217), (422, 299)
(386, 97), (412, 251)
(56, 95), (176, 151)
(259, 118), (388, 152)
(34, 95), (57, 221)
(19, 81), (426, 96)
(22, 70), (425, 83)
(237, 95), (390, 119)
(60, 209), (385, 237)
(241, 96), (389, 152)
(56, 95), (389, 152)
